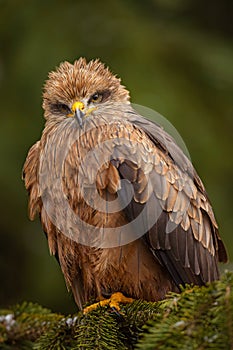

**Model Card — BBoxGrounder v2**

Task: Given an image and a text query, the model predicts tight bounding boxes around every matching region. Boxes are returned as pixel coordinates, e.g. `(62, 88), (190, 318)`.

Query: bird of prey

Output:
(23, 58), (227, 311)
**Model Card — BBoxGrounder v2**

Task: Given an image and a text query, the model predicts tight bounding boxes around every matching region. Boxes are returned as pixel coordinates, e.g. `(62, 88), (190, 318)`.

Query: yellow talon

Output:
(83, 292), (134, 314)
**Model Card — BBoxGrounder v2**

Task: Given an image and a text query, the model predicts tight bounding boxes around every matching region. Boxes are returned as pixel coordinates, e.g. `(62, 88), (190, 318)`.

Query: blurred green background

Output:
(0, 0), (232, 314)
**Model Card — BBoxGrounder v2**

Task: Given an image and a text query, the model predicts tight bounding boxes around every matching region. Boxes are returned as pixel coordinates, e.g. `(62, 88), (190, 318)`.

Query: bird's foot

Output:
(83, 292), (134, 314)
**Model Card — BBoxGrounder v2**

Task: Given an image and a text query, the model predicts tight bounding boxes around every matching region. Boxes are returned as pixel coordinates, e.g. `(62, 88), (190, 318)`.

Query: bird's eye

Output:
(89, 92), (103, 103)
(51, 103), (71, 115)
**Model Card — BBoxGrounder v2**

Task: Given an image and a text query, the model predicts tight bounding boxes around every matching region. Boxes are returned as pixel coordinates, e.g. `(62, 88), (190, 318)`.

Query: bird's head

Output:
(42, 58), (130, 126)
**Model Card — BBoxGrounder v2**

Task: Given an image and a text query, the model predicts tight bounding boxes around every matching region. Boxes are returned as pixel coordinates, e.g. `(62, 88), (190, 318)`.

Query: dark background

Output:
(0, 0), (232, 314)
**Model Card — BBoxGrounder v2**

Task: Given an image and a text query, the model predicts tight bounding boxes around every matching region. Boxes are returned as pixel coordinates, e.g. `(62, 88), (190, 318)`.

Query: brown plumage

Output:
(23, 58), (227, 310)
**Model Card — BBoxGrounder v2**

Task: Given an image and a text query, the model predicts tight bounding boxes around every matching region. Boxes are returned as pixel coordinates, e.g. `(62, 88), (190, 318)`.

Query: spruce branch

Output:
(0, 271), (232, 349)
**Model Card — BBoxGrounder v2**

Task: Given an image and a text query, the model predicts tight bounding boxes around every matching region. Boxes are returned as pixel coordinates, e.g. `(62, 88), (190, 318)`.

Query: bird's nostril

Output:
(72, 101), (85, 113)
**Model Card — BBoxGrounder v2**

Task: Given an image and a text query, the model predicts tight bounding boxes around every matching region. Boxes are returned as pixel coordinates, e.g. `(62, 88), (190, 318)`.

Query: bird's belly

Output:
(93, 239), (175, 301)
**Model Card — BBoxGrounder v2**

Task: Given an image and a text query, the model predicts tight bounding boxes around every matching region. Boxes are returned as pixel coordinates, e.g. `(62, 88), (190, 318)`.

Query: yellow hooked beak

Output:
(71, 101), (85, 127)
(68, 101), (97, 128)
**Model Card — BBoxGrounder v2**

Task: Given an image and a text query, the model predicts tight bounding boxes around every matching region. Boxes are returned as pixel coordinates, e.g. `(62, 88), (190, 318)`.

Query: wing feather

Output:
(110, 111), (227, 286)
(22, 141), (42, 220)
